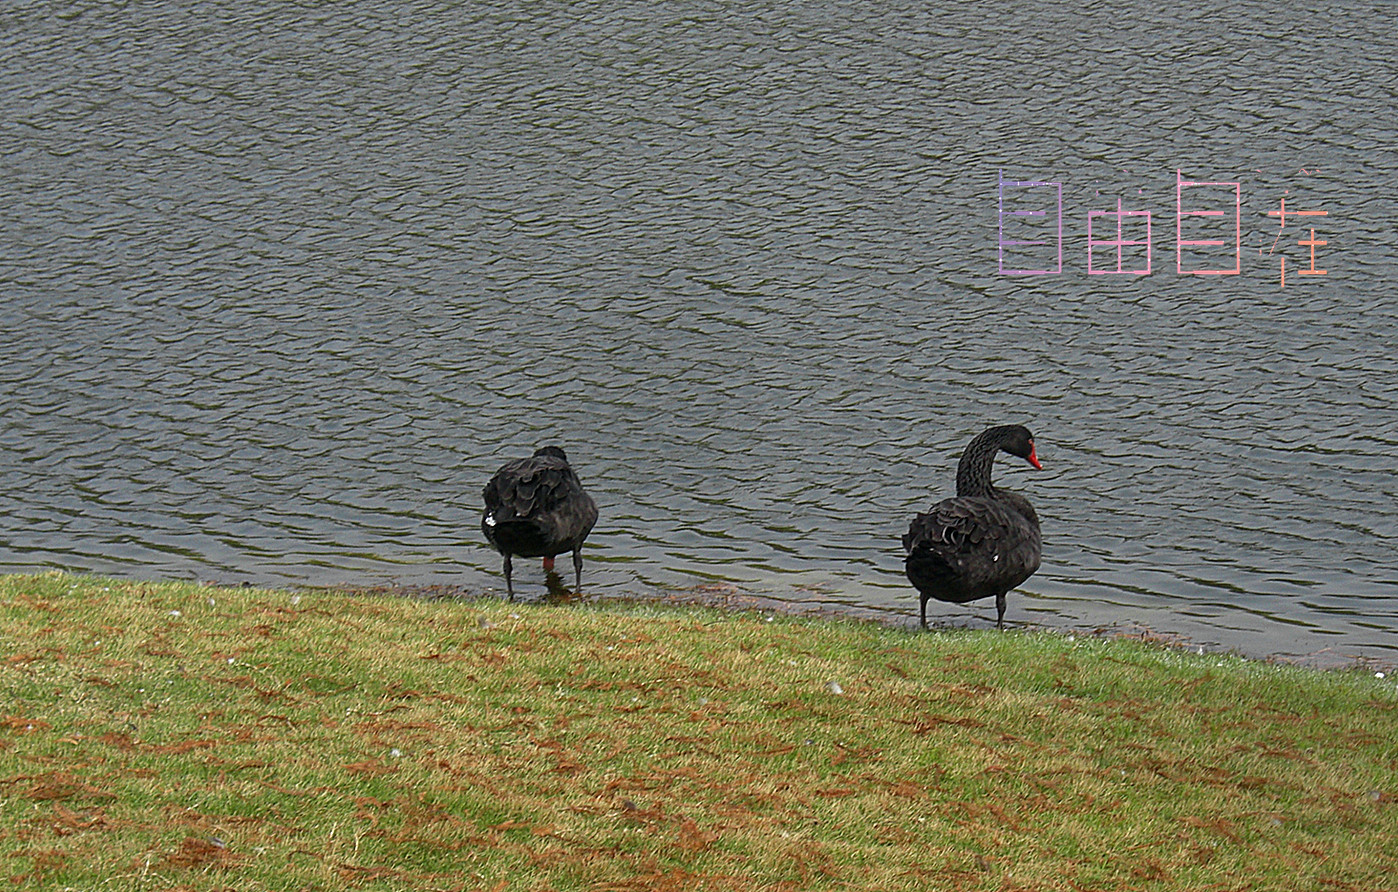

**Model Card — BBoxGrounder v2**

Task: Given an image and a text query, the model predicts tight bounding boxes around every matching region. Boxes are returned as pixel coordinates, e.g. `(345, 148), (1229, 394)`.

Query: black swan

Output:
(902, 425), (1042, 629)
(482, 446), (598, 599)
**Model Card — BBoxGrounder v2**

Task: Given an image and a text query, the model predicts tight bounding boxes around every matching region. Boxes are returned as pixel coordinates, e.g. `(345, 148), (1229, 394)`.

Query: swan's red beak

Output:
(1026, 442), (1042, 470)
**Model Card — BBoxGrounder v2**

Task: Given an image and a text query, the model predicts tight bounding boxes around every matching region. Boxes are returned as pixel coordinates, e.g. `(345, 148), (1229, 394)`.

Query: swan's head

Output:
(998, 425), (1042, 470)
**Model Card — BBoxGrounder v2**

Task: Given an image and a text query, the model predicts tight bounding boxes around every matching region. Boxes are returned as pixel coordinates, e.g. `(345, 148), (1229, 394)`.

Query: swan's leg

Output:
(920, 595), (929, 629)
(995, 591), (1006, 630)
(503, 554), (514, 602)
(572, 548), (583, 593)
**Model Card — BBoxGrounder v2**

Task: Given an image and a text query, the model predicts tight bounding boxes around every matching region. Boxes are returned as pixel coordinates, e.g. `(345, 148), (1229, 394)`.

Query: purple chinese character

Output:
(998, 170), (1062, 275)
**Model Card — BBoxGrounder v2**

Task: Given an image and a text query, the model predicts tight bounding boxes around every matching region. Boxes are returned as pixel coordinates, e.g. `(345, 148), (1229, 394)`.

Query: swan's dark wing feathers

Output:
(903, 494), (1040, 604)
(482, 454), (597, 559)
(513, 478), (539, 510)
(483, 456), (567, 519)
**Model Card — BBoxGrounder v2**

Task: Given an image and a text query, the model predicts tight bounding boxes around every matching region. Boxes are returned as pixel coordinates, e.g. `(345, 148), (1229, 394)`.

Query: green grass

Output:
(1, 572), (1394, 891)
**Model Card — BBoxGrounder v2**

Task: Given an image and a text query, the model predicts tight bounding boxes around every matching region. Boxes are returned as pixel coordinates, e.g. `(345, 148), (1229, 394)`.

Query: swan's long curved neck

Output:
(954, 432), (1003, 498)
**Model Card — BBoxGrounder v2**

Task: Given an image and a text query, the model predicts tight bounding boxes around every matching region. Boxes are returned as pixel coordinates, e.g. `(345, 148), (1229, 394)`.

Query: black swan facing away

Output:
(902, 425), (1042, 629)
(482, 446), (598, 599)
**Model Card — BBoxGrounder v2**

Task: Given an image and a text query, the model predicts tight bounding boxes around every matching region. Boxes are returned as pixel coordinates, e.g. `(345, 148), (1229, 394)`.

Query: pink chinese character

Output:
(1088, 197), (1152, 275)
(1176, 170), (1240, 275)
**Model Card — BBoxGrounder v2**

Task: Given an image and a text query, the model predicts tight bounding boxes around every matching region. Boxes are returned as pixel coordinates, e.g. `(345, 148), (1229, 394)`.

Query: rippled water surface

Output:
(2, 1), (1396, 665)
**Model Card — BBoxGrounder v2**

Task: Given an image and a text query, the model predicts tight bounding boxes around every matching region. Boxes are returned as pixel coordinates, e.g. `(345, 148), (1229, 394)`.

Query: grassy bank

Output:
(1, 573), (1394, 891)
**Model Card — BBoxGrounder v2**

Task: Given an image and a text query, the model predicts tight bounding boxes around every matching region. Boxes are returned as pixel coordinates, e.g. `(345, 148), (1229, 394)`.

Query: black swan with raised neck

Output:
(482, 445), (598, 599)
(902, 425), (1042, 629)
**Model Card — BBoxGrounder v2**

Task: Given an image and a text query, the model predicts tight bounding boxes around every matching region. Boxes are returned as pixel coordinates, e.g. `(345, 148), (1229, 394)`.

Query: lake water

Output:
(2, 1), (1395, 666)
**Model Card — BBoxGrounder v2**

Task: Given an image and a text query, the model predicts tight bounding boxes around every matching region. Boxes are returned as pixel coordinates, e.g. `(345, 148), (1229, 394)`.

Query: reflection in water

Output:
(0, 1), (1395, 666)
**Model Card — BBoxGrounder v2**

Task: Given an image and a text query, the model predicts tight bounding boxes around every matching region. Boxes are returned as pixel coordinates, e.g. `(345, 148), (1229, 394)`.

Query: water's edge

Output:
(289, 576), (1396, 673)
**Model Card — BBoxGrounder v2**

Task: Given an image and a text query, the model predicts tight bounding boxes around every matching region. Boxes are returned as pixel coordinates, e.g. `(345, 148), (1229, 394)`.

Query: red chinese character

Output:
(1265, 195), (1328, 287)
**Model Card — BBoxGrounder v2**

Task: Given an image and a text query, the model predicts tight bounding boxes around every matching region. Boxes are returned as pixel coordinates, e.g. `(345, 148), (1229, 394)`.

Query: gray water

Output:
(2, 1), (1396, 666)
